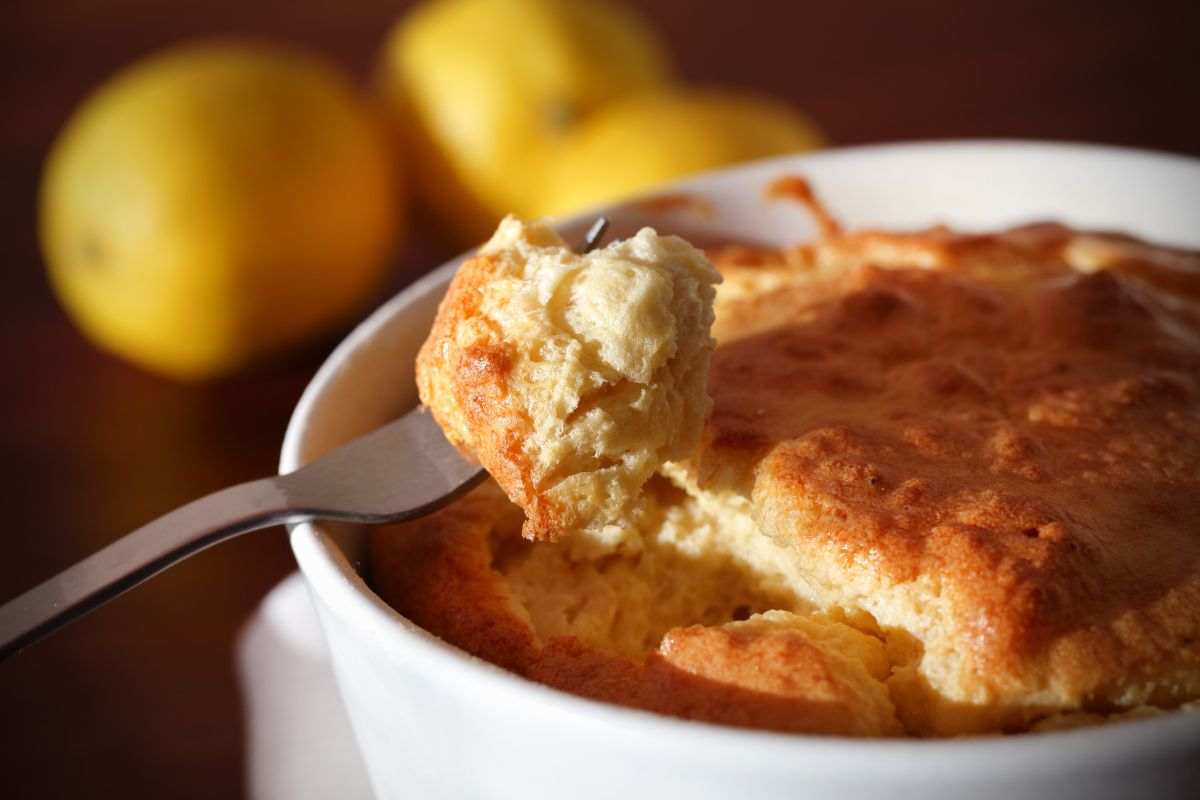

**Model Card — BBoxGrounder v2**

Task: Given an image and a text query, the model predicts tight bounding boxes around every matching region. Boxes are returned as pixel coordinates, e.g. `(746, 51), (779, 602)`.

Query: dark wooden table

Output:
(2, 1), (1198, 797)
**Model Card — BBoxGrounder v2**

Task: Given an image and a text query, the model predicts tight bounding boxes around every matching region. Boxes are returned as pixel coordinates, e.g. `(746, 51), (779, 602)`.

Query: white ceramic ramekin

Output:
(281, 142), (1200, 799)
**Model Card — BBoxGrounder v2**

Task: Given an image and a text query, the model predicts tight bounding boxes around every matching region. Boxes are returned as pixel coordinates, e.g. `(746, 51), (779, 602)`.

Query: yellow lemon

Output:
(40, 40), (401, 380)
(533, 88), (825, 217)
(378, 0), (671, 243)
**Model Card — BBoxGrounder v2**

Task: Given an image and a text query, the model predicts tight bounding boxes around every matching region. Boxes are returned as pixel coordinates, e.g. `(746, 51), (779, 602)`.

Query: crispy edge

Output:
(416, 253), (568, 540)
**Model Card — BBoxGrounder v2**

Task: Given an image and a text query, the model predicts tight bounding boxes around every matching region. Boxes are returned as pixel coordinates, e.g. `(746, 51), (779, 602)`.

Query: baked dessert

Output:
(375, 181), (1200, 737)
(417, 216), (720, 541)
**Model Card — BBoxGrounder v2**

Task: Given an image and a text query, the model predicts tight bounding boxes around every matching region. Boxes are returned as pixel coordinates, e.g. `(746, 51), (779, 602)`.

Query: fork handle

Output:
(0, 477), (299, 661)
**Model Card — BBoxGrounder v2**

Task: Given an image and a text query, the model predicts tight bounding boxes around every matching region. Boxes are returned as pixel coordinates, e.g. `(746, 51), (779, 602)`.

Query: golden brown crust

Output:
(695, 218), (1200, 733)
(415, 253), (557, 535)
(386, 181), (1200, 737)
(655, 615), (901, 736)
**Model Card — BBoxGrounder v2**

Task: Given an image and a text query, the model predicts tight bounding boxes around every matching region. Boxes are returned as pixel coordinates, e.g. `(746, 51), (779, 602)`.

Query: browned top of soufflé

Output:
(698, 202), (1200, 720)
(371, 176), (1200, 738)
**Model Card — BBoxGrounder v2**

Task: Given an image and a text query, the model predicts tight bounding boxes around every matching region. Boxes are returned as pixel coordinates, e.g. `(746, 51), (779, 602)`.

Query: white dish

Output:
(280, 141), (1200, 800)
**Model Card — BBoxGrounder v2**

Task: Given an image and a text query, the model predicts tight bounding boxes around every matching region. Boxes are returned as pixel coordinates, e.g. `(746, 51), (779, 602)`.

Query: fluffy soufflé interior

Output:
(416, 216), (720, 541)
(378, 188), (1200, 737)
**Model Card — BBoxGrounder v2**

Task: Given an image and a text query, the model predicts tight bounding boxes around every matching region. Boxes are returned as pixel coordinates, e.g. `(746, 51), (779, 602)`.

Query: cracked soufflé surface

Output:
(376, 193), (1200, 737)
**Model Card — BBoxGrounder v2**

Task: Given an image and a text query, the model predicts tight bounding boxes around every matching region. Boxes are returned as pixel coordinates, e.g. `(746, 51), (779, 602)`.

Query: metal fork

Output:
(0, 217), (611, 661)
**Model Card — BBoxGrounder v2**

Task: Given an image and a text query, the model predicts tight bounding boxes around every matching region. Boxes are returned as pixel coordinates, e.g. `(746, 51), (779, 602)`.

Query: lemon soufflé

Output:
(372, 182), (1200, 737)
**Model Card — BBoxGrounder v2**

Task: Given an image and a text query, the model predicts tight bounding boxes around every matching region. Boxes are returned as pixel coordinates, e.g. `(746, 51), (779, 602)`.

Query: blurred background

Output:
(2, 1), (1199, 797)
